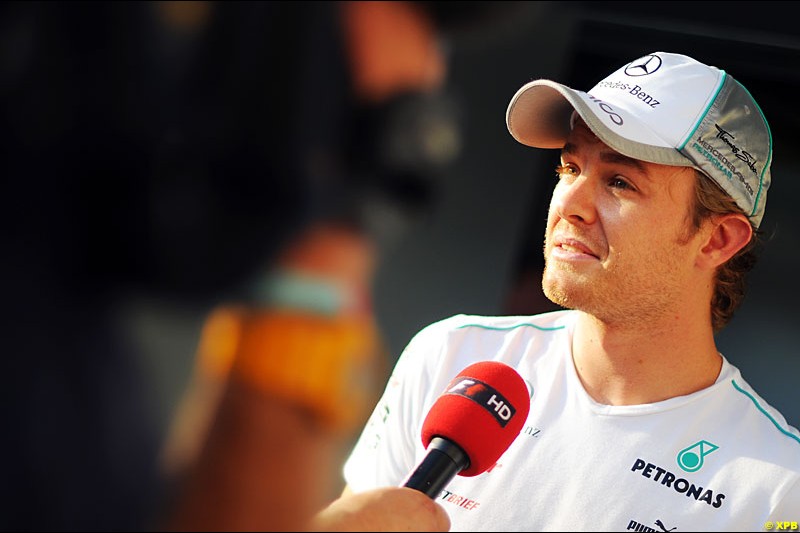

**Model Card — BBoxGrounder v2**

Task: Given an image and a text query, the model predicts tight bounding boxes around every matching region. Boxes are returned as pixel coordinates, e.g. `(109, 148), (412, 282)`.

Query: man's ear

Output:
(697, 213), (753, 269)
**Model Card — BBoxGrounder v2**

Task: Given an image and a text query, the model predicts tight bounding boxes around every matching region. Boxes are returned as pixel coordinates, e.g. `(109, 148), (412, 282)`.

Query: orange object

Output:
(341, 1), (445, 104)
(197, 306), (383, 432)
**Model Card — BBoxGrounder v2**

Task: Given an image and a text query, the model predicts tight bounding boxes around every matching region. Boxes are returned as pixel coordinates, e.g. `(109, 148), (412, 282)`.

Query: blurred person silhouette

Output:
(1, 0), (529, 529)
(157, 2), (504, 530)
(0, 0), (461, 530)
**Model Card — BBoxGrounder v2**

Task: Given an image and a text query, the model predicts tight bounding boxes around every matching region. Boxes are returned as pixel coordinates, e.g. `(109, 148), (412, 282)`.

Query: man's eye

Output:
(609, 177), (635, 191)
(555, 164), (578, 179)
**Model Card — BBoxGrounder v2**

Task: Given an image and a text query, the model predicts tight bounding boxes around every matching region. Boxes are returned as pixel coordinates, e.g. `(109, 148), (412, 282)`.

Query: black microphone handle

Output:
(403, 436), (470, 498)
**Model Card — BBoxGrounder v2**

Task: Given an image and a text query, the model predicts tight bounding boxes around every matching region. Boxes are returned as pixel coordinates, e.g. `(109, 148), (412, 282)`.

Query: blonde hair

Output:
(689, 171), (761, 333)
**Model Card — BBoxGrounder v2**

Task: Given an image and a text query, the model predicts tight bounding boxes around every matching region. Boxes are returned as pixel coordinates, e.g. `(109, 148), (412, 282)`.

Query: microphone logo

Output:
(445, 378), (517, 427)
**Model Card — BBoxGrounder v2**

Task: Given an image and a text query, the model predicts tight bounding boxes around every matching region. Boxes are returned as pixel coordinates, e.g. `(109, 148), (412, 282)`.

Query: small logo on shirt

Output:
(655, 519), (677, 532)
(438, 489), (481, 511)
(677, 440), (718, 473)
(630, 458), (725, 508)
(626, 518), (677, 532)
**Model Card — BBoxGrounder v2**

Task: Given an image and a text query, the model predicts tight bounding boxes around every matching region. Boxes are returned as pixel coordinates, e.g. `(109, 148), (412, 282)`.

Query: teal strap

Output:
(250, 270), (346, 316)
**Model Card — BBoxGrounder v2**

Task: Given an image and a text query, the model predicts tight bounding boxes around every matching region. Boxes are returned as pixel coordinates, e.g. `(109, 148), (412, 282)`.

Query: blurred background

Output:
(2, 1), (798, 530)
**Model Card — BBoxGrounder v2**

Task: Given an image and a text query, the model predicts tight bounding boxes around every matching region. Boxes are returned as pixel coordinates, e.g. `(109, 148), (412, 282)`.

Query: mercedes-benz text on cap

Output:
(506, 51), (772, 228)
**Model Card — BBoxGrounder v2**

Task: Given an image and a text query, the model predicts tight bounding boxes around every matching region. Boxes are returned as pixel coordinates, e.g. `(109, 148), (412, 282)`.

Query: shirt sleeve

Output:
(342, 317), (455, 492)
(766, 475), (800, 525)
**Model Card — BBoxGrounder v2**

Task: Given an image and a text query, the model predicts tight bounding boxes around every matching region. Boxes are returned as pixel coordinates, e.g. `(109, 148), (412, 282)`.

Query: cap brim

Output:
(506, 79), (690, 167)
(506, 80), (575, 149)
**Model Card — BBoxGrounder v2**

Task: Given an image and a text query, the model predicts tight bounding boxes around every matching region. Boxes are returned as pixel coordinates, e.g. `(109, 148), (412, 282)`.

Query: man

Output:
(317, 52), (800, 531)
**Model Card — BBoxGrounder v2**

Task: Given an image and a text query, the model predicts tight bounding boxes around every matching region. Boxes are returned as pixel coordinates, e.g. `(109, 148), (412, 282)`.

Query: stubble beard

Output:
(541, 259), (609, 314)
(541, 245), (685, 327)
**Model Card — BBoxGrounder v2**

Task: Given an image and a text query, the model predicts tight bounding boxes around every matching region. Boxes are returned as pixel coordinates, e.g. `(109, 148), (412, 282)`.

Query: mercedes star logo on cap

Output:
(624, 54), (663, 77)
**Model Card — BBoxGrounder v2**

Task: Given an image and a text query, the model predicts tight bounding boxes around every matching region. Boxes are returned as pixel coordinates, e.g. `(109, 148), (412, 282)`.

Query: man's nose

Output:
(552, 174), (598, 225)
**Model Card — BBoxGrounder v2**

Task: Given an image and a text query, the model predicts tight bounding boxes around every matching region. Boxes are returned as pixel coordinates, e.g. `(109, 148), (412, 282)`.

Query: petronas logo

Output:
(677, 440), (719, 472)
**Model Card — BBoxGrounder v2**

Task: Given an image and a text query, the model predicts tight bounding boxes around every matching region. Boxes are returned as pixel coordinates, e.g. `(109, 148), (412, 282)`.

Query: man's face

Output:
(542, 122), (705, 325)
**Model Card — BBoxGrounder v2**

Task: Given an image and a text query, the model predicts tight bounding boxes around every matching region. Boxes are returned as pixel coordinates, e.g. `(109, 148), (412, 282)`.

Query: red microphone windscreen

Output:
(420, 361), (531, 477)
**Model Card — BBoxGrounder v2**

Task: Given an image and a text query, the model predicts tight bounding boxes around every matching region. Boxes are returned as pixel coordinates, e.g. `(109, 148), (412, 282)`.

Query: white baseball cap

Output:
(506, 52), (772, 228)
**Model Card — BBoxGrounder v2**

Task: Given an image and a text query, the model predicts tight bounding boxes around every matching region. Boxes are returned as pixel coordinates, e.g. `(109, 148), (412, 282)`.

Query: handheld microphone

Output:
(402, 361), (531, 498)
